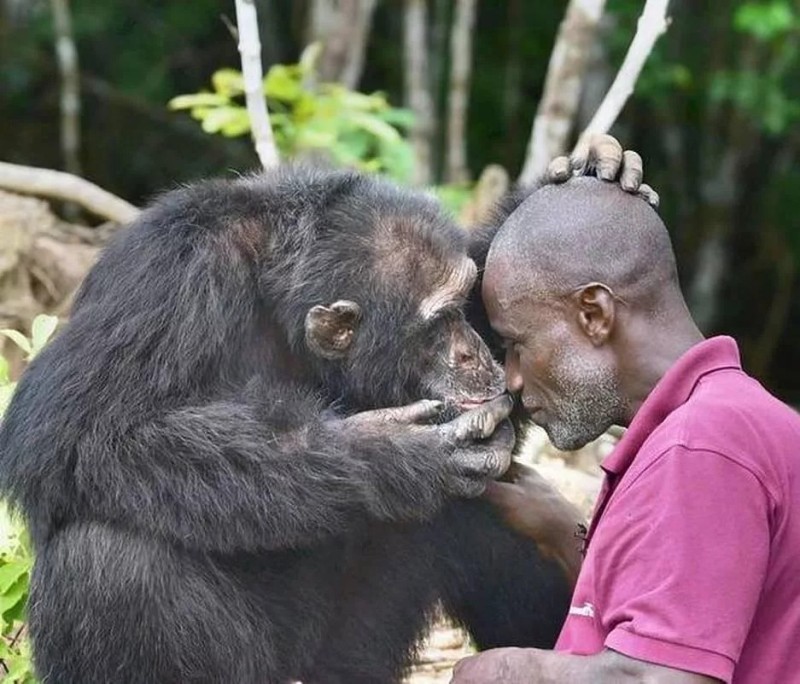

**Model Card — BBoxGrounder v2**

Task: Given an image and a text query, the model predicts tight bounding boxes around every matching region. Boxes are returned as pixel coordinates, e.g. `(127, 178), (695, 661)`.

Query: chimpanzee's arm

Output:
(75, 397), (511, 553)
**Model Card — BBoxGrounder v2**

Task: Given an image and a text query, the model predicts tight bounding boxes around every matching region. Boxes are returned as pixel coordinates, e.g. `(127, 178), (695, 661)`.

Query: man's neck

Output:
(619, 313), (704, 425)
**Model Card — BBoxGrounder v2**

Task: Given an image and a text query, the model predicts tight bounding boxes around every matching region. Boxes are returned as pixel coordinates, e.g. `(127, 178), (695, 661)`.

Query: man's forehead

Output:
(483, 254), (525, 305)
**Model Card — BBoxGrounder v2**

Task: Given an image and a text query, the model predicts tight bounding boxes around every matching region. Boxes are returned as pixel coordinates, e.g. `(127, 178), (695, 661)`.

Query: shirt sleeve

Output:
(596, 445), (773, 683)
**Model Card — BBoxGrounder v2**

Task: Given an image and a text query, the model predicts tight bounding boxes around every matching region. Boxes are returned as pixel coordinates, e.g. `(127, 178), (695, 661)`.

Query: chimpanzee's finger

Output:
(545, 156), (572, 184)
(620, 150), (643, 192)
(450, 434), (513, 481)
(447, 395), (514, 443)
(485, 417), (515, 445)
(345, 400), (443, 428)
(570, 136), (591, 175)
(593, 134), (624, 181)
(446, 474), (487, 500)
(637, 183), (660, 208)
(378, 399), (444, 424)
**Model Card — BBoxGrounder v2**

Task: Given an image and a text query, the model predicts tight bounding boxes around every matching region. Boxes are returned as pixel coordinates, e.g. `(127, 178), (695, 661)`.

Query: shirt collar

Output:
(601, 336), (742, 478)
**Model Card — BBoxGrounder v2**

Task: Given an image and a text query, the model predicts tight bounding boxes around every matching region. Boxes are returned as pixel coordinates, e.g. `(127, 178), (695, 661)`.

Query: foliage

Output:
(0, 315), (59, 683)
(431, 183), (473, 218)
(710, 1), (800, 135)
(169, 44), (416, 182)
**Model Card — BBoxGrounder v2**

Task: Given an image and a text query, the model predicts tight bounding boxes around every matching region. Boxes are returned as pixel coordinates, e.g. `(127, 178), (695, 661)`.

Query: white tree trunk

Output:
(50, 0), (81, 178)
(445, 0), (477, 184)
(578, 0), (671, 142)
(518, 0), (607, 186)
(234, 0), (279, 169)
(404, 0), (435, 186)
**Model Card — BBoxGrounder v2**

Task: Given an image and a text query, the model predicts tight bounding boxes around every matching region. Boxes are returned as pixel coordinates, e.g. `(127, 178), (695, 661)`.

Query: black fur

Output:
(0, 166), (569, 684)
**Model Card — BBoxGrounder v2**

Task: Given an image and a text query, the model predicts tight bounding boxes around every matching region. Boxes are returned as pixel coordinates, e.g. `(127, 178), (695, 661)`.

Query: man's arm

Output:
(484, 463), (585, 586)
(451, 647), (720, 684)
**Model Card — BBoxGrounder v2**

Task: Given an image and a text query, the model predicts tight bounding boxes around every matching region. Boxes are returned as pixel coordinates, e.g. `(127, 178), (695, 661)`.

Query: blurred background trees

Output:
(1, 0), (799, 402)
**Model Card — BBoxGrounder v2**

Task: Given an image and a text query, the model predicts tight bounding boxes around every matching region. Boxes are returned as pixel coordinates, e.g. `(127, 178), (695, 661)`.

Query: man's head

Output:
(483, 177), (687, 450)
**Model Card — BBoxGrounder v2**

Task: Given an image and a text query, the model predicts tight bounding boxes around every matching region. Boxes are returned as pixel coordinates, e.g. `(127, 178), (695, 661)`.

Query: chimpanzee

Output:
(0, 166), (572, 684)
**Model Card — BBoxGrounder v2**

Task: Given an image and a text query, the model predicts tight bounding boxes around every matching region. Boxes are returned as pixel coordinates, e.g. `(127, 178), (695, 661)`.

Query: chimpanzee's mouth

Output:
(455, 392), (506, 410)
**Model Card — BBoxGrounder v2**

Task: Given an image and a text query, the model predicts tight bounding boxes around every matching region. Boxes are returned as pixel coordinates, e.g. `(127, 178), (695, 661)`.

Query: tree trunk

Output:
(234, 0), (280, 169)
(518, 0), (607, 186)
(308, 0), (378, 89)
(445, 0), (477, 184)
(404, 0), (435, 186)
(578, 0), (671, 141)
(50, 0), (81, 178)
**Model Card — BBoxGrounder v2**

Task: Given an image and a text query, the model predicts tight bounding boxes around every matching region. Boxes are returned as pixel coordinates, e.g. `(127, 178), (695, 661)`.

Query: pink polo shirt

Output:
(555, 336), (800, 683)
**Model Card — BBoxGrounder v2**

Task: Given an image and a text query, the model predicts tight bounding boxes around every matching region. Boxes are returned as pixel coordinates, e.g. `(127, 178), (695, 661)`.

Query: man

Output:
(451, 170), (800, 683)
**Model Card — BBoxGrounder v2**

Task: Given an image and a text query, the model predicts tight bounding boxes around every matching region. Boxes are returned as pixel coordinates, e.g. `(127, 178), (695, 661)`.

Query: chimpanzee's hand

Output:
(544, 132), (660, 208)
(336, 396), (515, 510)
(434, 395), (516, 498)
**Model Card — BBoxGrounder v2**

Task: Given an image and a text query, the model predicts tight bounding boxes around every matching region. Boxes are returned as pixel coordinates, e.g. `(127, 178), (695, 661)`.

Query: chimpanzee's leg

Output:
(433, 498), (572, 649)
(301, 523), (441, 684)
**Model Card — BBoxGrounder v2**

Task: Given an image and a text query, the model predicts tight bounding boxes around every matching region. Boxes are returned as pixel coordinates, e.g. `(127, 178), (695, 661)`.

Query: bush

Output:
(0, 314), (58, 683)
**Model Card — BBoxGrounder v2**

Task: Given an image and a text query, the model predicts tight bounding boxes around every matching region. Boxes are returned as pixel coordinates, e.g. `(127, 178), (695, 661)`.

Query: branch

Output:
(404, 0), (436, 186)
(518, 0), (607, 186)
(50, 0), (82, 177)
(0, 162), (140, 224)
(233, 0), (280, 169)
(445, 0), (477, 184)
(578, 0), (671, 142)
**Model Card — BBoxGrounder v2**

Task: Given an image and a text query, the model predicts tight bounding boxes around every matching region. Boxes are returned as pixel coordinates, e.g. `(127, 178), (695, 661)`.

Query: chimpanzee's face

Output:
(409, 258), (506, 417)
(303, 252), (506, 415)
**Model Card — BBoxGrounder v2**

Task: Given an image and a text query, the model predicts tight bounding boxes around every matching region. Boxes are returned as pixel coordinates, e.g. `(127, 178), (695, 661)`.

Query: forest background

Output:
(0, 1), (799, 680)
(2, 0), (799, 402)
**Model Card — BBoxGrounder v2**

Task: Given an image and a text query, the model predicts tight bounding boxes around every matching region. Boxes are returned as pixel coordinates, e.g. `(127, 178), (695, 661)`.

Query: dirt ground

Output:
(405, 426), (612, 683)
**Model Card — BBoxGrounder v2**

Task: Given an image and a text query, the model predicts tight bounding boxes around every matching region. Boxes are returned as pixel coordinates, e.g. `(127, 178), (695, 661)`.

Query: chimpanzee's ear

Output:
(304, 300), (362, 359)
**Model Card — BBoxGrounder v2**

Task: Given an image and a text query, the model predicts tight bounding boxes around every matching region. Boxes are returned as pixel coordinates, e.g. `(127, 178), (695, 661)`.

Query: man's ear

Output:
(573, 284), (616, 345)
(304, 300), (362, 359)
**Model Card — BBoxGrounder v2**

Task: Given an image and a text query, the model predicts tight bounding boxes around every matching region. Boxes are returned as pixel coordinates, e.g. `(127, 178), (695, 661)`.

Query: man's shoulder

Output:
(641, 367), (799, 488)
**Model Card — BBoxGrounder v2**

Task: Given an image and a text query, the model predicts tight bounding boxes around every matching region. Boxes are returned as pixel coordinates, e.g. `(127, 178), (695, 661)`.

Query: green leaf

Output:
(0, 575), (27, 621)
(264, 65), (302, 102)
(0, 331), (31, 357)
(211, 68), (244, 97)
(167, 92), (231, 111)
(0, 384), (15, 415)
(2, 592), (26, 624)
(3, 641), (36, 684)
(346, 112), (402, 144)
(734, 1), (795, 41)
(328, 86), (386, 112)
(0, 562), (28, 594)
(200, 106), (245, 134)
(378, 107), (415, 129)
(0, 355), (9, 385)
(221, 114), (252, 137)
(299, 42), (323, 75)
(29, 315), (58, 358)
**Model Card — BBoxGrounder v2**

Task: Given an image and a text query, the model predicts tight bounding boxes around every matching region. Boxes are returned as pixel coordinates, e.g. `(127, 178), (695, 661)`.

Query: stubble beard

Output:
(541, 351), (625, 452)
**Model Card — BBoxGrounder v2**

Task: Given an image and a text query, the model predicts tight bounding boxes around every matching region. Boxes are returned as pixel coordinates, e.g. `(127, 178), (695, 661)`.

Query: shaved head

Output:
(487, 177), (680, 313)
(482, 178), (688, 450)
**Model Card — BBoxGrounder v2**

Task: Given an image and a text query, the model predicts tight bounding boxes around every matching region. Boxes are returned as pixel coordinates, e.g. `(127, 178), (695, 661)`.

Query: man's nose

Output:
(504, 354), (523, 394)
